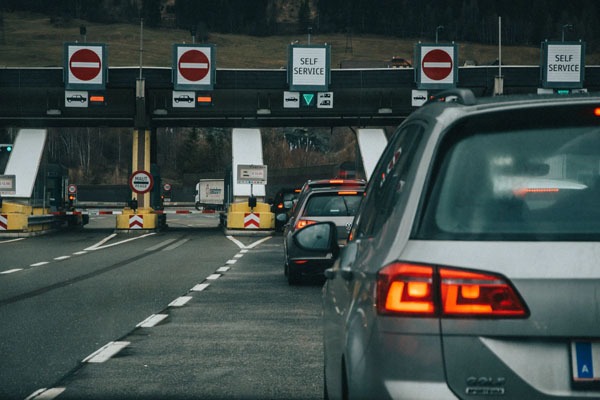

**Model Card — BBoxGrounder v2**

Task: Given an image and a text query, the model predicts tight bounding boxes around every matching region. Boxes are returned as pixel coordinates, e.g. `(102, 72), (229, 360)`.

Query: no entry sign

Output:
(64, 43), (107, 90)
(416, 44), (458, 89)
(173, 44), (215, 90)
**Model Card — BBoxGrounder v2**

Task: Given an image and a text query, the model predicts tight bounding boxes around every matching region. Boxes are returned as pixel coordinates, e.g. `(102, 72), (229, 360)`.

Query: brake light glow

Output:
(295, 219), (316, 230)
(277, 203), (284, 209)
(594, 107), (600, 117)
(514, 187), (560, 197)
(337, 191), (358, 195)
(377, 263), (528, 318)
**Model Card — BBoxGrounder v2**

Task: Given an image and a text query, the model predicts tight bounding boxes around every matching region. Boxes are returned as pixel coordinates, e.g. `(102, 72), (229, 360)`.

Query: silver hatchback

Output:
(297, 90), (600, 399)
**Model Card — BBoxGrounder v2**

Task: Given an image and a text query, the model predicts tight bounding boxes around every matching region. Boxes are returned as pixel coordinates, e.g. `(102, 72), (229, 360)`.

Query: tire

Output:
(287, 264), (301, 285)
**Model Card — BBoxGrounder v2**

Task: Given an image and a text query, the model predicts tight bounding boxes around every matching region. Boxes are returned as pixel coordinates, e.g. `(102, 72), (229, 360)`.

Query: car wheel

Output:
(287, 264), (301, 285)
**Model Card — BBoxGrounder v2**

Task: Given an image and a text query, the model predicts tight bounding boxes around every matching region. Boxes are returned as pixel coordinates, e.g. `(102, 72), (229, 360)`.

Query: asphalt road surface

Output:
(0, 212), (323, 400)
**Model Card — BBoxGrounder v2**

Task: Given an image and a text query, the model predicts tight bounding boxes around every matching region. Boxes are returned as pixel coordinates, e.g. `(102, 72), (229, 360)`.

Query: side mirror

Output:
(283, 200), (293, 209)
(293, 221), (339, 255)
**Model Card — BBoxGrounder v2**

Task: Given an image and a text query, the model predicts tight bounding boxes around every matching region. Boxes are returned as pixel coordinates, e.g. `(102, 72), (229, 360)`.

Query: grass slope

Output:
(0, 11), (557, 69)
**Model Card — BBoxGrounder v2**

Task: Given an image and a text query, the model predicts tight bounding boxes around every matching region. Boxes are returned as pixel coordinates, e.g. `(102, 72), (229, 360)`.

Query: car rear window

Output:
(418, 124), (600, 240)
(303, 193), (362, 217)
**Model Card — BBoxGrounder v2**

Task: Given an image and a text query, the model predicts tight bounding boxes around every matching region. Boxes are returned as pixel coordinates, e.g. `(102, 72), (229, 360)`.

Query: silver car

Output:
(301, 90), (600, 399)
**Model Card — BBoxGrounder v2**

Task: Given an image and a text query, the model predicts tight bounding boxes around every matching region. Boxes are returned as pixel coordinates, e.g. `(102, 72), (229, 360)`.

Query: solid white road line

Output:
(84, 233), (155, 251)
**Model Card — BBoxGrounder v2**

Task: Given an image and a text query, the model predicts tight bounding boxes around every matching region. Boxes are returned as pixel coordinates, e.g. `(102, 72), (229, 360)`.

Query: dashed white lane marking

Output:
(240, 249), (248, 253)
(216, 266), (230, 273)
(73, 251), (87, 255)
(25, 387), (65, 400)
(169, 296), (193, 307)
(234, 253), (244, 258)
(83, 341), (130, 363)
(191, 283), (210, 292)
(226, 259), (237, 265)
(30, 261), (49, 267)
(54, 256), (71, 261)
(206, 274), (221, 280)
(1, 268), (22, 274)
(137, 314), (168, 328)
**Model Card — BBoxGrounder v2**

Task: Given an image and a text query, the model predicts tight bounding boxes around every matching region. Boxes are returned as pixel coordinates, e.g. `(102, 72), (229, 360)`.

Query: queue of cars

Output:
(288, 89), (600, 399)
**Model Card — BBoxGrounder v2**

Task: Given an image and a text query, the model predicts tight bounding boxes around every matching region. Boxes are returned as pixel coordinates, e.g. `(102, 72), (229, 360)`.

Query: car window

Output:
(418, 126), (600, 240)
(303, 193), (362, 217)
(352, 123), (425, 238)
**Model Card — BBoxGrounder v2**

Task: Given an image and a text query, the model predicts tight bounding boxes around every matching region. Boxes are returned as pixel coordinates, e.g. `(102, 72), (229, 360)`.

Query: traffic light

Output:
(68, 194), (76, 207)
(0, 144), (13, 153)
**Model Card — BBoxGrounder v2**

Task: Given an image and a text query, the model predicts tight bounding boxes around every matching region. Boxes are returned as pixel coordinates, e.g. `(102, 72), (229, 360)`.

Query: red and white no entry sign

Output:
(173, 45), (215, 89)
(70, 48), (101, 81)
(421, 48), (453, 81)
(178, 49), (210, 82)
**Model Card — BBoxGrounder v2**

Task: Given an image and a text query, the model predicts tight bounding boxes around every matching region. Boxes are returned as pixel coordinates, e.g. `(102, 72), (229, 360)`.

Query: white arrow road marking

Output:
(226, 235), (271, 249)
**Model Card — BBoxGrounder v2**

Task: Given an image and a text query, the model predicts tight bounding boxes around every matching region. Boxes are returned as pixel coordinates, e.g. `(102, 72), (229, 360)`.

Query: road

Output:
(0, 212), (323, 400)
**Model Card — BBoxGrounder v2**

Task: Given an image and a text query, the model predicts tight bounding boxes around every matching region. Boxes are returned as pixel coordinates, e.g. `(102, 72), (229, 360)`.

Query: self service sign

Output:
(288, 44), (330, 91)
(541, 41), (585, 89)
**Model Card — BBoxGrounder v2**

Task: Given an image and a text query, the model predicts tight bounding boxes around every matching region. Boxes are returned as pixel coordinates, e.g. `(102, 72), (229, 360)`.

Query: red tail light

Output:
(295, 219), (317, 230)
(377, 263), (528, 318)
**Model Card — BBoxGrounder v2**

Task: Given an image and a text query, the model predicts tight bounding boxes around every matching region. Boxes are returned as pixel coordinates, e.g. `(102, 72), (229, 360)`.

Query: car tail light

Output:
(377, 263), (528, 318)
(277, 203), (284, 209)
(295, 219), (317, 230)
(337, 191), (358, 195)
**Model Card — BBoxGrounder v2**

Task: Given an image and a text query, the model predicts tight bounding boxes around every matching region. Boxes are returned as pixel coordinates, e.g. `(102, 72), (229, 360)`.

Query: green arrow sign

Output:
(302, 93), (315, 106)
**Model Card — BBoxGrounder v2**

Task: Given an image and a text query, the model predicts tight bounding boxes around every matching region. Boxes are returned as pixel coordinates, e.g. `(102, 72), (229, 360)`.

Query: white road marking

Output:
(234, 253), (244, 258)
(226, 235), (246, 249)
(226, 259), (237, 265)
(0, 237), (26, 244)
(162, 238), (189, 251)
(83, 341), (130, 363)
(25, 387), (65, 400)
(54, 256), (70, 261)
(206, 274), (221, 280)
(136, 314), (168, 328)
(30, 261), (49, 267)
(216, 266), (230, 273)
(73, 251), (87, 255)
(1, 268), (22, 274)
(169, 296), (193, 307)
(246, 236), (272, 249)
(191, 283), (210, 292)
(85, 232), (156, 251)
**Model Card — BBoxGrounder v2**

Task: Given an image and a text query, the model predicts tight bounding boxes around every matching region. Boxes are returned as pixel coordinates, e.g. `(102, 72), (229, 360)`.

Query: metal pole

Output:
(498, 16), (502, 78)
(139, 19), (143, 80)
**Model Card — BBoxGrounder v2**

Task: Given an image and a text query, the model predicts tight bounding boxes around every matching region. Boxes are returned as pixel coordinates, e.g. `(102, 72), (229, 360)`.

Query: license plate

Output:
(571, 341), (600, 387)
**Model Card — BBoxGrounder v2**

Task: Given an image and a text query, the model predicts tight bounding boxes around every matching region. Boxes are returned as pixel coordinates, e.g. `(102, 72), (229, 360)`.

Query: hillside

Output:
(0, 11), (558, 69)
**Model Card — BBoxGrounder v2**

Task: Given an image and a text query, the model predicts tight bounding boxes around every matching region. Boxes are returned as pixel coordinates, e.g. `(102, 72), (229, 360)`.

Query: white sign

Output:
(65, 90), (88, 108)
(0, 175), (15, 195)
(283, 91), (300, 108)
(546, 43), (583, 83)
(68, 184), (77, 194)
(65, 44), (106, 89)
(288, 45), (330, 91)
(129, 170), (154, 194)
(237, 164), (267, 185)
(173, 45), (215, 90)
(317, 92), (333, 108)
(420, 45), (455, 85)
(412, 90), (428, 107)
(172, 91), (196, 108)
